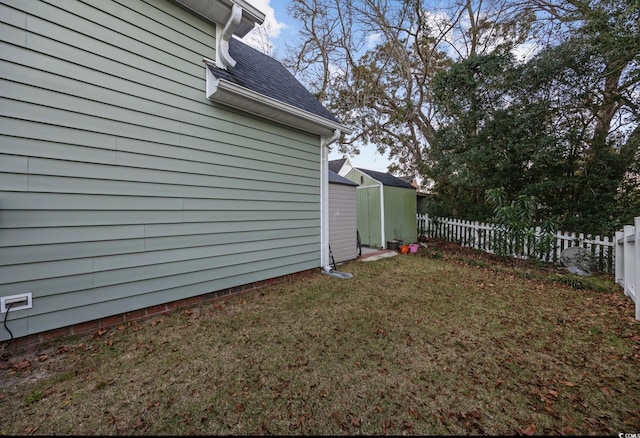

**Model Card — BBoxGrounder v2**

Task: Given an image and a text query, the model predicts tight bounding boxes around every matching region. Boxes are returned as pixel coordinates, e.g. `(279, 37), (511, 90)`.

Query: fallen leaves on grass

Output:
(518, 423), (537, 435)
(1, 242), (638, 436)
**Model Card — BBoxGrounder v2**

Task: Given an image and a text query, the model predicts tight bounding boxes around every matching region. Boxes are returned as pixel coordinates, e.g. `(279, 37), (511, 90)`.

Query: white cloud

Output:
(366, 32), (382, 49)
(511, 41), (540, 63)
(253, 0), (287, 37)
(242, 0), (287, 54)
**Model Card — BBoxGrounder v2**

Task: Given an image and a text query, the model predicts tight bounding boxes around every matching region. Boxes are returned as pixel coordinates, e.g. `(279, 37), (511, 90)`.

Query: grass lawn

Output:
(1, 240), (639, 435)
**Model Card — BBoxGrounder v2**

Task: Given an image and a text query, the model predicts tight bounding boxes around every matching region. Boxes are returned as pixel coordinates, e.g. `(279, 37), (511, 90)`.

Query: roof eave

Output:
(173, 0), (265, 37)
(206, 72), (352, 137)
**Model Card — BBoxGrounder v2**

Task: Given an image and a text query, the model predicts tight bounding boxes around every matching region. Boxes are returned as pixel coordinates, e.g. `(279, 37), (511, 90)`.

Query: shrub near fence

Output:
(417, 214), (615, 273)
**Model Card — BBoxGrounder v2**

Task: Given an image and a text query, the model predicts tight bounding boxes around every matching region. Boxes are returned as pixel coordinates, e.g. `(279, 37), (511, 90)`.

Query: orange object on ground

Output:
(399, 245), (410, 254)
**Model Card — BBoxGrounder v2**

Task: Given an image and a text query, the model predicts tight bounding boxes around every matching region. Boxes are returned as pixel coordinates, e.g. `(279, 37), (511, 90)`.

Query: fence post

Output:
(635, 217), (640, 321)
(601, 235), (611, 273)
(616, 229), (624, 285)
(623, 225), (634, 299)
(473, 220), (479, 250)
(616, 219), (639, 321)
(594, 235), (601, 272)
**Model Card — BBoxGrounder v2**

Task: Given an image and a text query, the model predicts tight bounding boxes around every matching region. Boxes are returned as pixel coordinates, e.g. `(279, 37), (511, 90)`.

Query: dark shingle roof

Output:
(357, 168), (414, 189)
(328, 158), (346, 173)
(208, 38), (339, 123)
(398, 175), (415, 185)
(329, 170), (358, 186)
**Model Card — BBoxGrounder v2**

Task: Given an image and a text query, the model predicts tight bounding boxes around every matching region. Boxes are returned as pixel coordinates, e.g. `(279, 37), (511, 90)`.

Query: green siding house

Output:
(344, 168), (417, 249)
(0, 0), (350, 346)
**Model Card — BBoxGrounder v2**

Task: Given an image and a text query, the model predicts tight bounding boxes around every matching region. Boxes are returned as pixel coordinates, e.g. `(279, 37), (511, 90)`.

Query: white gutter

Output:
(321, 129), (341, 272)
(205, 70), (351, 137)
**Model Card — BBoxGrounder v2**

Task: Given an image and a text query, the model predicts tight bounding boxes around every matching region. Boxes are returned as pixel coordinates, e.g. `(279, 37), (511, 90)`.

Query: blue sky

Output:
(244, 0), (395, 173)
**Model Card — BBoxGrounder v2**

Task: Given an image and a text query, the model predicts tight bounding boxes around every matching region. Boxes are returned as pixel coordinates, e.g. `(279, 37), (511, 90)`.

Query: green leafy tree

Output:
(516, 0), (640, 234)
(427, 0), (639, 235)
(427, 52), (559, 220)
(284, 0), (639, 234)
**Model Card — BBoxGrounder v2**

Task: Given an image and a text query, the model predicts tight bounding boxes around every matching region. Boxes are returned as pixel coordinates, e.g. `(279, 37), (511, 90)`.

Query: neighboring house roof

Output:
(329, 170), (358, 186)
(329, 158), (346, 173)
(206, 38), (349, 136)
(399, 175), (419, 191)
(357, 168), (415, 189)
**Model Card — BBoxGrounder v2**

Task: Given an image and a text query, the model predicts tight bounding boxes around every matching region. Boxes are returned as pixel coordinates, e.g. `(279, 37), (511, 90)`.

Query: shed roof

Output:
(357, 168), (415, 189)
(329, 170), (358, 186)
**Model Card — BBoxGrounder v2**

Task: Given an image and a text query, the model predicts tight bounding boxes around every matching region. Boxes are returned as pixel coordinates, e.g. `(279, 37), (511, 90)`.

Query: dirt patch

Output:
(1, 338), (99, 393)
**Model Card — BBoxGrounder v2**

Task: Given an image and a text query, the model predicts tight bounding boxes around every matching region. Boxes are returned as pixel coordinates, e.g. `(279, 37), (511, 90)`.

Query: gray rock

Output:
(559, 246), (595, 276)
(566, 265), (591, 276)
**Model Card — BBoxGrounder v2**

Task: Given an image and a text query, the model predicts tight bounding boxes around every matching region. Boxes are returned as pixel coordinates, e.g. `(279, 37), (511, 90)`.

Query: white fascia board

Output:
(206, 72), (352, 137)
(173, 0), (264, 37)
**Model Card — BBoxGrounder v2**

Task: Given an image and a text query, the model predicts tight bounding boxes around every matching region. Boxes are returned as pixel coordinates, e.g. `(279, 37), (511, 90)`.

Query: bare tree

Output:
(284, 0), (536, 178)
(244, 20), (276, 56)
(282, 0), (355, 101)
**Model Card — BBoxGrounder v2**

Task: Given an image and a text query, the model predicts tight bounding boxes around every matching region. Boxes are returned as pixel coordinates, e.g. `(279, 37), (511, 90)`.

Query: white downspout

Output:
(216, 4), (242, 70)
(321, 129), (341, 272)
(379, 180), (385, 248)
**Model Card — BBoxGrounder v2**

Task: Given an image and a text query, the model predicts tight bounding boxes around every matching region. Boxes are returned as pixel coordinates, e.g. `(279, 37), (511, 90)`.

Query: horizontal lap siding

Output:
(0, 0), (321, 340)
(328, 184), (357, 263)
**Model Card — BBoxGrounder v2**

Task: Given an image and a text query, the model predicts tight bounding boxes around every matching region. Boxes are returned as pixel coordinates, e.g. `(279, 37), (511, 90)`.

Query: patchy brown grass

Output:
(1, 240), (639, 436)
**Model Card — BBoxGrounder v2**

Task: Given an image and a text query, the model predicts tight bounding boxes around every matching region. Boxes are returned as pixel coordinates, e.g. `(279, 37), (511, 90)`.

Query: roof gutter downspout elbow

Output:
(217, 4), (242, 70)
(322, 129), (341, 148)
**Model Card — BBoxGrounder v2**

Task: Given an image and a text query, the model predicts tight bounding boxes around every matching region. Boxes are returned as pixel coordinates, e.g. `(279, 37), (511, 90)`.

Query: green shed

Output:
(345, 168), (417, 249)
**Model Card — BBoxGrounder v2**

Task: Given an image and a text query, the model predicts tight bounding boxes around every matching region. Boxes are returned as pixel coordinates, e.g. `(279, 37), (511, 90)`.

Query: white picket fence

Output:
(615, 217), (639, 320)
(417, 214), (640, 321)
(416, 214), (615, 273)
